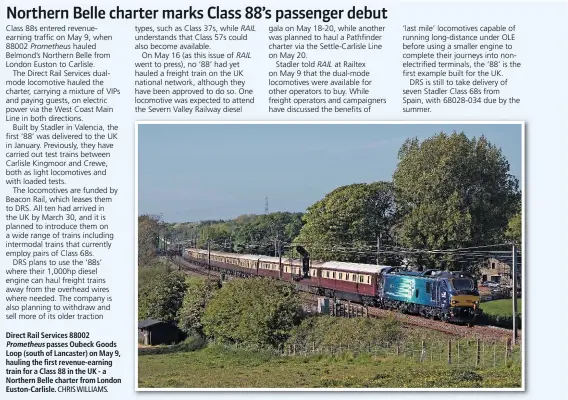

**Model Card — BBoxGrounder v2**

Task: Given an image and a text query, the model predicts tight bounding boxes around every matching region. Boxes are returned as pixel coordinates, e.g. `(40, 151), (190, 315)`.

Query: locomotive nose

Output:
(450, 295), (480, 307)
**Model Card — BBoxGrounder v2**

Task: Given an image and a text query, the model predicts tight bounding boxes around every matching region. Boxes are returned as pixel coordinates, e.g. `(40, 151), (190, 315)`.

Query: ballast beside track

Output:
(167, 256), (520, 343)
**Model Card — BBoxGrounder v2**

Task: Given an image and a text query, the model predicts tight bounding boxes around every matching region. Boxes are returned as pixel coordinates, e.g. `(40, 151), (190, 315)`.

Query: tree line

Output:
(138, 270), (403, 349)
(139, 132), (521, 270)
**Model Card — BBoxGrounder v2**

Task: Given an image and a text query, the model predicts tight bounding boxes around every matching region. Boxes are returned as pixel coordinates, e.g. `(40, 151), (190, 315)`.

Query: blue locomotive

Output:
(183, 248), (481, 325)
(377, 268), (480, 325)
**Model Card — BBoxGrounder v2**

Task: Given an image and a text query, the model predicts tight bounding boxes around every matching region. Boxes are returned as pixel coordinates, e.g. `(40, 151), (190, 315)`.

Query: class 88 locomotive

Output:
(182, 247), (481, 325)
(377, 268), (481, 325)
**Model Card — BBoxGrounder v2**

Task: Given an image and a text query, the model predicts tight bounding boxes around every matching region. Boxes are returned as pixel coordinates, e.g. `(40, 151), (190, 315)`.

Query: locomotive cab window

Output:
(426, 282), (432, 293)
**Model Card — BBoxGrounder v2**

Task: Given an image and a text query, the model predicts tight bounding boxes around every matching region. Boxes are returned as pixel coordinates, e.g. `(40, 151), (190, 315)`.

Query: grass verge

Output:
(480, 299), (522, 329)
(138, 345), (521, 389)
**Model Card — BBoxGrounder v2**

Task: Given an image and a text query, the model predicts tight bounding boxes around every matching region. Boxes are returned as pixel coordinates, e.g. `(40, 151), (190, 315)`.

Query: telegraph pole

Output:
(512, 244), (518, 344)
(274, 233), (278, 258)
(163, 229), (167, 254)
(278, 237), (282, 280)
(208, 240), (211, 276)
(376, 233), (381, 265)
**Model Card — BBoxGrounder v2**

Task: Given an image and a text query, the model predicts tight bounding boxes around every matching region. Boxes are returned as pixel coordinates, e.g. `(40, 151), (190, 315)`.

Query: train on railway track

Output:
(157, 249), (183, 258)
(183, 247), (481, 325)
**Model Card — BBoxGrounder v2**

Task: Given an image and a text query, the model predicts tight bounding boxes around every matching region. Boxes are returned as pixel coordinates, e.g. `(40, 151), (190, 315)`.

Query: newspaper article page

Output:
(1, 0), (567, 398)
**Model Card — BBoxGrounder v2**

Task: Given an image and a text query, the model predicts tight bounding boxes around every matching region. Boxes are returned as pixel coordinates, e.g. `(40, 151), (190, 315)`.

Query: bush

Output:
(138, 335), (206, 356)
(286, 315), (404, 348)
(138, 266), (187, 324)
(178, 279), (221, 336)
(202, 278), (304, 347)
(176, 335), (206, 352)
(479, 313), (522, 329)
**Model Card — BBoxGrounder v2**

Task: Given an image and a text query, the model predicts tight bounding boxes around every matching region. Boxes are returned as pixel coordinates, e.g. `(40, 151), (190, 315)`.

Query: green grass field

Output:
(481, 299), (522, 316)
(138, 346), (521, 389)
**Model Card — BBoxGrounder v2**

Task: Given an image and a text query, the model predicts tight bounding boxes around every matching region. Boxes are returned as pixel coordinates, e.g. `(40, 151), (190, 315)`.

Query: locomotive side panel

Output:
(382, 275), (437, 307)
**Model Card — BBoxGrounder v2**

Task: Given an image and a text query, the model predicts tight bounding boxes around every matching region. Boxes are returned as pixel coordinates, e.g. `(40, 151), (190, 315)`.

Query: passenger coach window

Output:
(352, 275), (357, 282)
(326, 271), (330, 278)
(339, 273), (343, 280)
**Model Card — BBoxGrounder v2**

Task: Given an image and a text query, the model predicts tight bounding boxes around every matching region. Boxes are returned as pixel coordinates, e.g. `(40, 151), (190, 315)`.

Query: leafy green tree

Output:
(294, 182), (397, 263)
(198, 222), (233, 251)
(202, 278), (304, 347)
(138, 266), (187, 323)
(393, 132), (520, 268)
(177, 279), (221, 336)
(138, 214), (162, 267)
(232, 212), (304, 255)
(505, 212), (522, 244)
(174, 213), (303, 255)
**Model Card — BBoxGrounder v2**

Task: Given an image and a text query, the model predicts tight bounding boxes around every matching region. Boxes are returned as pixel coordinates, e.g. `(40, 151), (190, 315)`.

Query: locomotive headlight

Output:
(451, 300), (457, 305)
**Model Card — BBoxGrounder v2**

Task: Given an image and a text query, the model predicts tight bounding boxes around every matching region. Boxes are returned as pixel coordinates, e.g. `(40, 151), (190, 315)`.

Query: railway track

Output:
(367, 306), (521, 343)
(300, 292), (520, 342)
(167, 256), (221, 279)
(168, 256), (521, 343)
